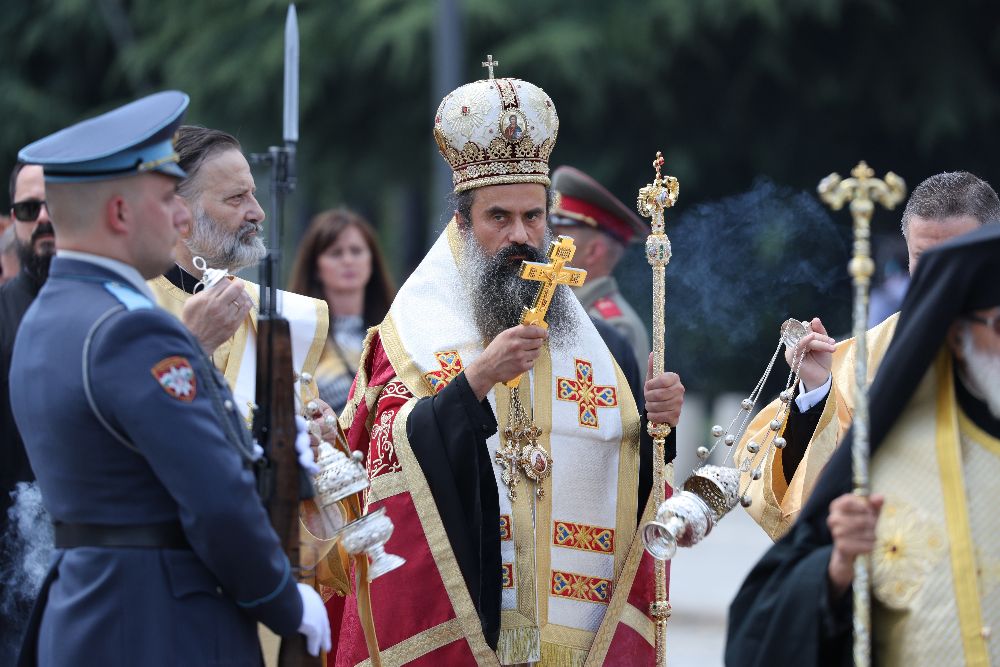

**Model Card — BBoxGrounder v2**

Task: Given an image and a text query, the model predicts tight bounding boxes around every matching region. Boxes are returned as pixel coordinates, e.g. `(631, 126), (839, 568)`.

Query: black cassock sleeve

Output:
(406, 371), (502, 650)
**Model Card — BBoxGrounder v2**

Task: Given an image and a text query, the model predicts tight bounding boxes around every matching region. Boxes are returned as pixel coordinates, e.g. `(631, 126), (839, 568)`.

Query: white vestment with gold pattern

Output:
(871, 350), (1000, 666)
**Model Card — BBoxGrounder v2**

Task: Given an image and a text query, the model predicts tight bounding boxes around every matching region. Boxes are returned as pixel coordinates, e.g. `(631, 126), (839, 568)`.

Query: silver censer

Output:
(313, 441), (406, 580)
(642, 465), (742, 560)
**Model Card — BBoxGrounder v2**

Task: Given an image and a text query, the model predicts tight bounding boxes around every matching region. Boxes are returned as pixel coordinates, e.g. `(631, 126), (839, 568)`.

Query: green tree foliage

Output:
(2, 0), (998, 392)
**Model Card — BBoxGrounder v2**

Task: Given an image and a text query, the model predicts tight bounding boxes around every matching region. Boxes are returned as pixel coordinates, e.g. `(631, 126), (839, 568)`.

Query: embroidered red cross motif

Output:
(499, 515), (513, 541)
(423, 351), (464, 394)
(550, 570), (612, 605)
(501, 563), (515, 588)
(552, 520), (615, 554)
(556, 358), (618, 428)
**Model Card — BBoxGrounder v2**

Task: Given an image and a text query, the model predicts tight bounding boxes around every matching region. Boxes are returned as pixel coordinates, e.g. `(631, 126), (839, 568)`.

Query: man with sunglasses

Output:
(0, 162), (56, 663)
(9, 92), (330, 666)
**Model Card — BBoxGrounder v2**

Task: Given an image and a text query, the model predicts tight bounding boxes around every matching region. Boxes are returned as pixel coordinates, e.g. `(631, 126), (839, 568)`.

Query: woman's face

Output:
(317, 224), (373, 294)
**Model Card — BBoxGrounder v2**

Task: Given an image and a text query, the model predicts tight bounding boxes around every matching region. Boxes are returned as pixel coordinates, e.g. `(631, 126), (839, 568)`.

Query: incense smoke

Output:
(614, 178), (850, 392)
(0, 483), (53, 662)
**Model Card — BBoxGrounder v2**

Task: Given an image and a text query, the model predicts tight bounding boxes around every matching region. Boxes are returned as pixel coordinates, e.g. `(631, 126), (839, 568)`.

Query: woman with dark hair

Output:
(289, 208), (394, 413)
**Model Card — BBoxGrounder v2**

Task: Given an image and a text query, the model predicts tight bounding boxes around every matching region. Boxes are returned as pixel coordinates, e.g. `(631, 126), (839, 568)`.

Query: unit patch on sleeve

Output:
(151, 356), (197, 402)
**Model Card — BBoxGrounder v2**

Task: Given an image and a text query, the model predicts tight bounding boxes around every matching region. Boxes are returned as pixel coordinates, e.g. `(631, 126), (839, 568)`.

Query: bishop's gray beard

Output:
(185, 206), (267, 273)
(459, 228), (575, 349)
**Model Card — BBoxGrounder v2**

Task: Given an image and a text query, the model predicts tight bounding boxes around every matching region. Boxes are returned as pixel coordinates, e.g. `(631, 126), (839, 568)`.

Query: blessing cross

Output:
(481, 54), (500, 79)
(505, 235), (587, 388)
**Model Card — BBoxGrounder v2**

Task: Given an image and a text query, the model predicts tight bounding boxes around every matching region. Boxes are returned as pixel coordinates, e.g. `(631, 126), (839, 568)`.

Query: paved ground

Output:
(664, 508), (773, 665)
(660, 393), (776, 666)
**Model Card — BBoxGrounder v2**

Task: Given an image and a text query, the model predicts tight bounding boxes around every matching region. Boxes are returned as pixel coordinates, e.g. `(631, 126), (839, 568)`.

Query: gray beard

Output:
(184, 206), (267, 273)
(960, 331), (1000, 420)
(458, 227), (575, 349)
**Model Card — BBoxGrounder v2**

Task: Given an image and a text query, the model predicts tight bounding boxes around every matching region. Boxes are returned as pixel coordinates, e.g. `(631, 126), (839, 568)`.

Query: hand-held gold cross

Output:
(505, 235), (587, 388)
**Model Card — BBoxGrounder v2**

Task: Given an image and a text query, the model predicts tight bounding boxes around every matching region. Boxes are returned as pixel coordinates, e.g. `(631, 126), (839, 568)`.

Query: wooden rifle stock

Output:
(254, 315), (322, 667)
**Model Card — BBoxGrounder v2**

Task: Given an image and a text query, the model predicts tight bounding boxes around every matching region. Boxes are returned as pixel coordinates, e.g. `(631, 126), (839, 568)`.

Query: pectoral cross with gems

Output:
(494, 236), (586, 501)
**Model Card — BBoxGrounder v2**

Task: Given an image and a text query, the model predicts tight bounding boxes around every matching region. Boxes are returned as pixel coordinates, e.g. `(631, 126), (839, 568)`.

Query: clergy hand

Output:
(181, 277), (253, 354)
(644, 354), (684, 426)
(827, 492), (884, 599)
(788, 317), (836, 393)
(465, 324), (548, 401)
(304, 397), (340, 455)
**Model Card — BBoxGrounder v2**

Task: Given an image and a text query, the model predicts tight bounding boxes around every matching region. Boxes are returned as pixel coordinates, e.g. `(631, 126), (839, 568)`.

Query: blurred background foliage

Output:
(3, 0), (999, 395)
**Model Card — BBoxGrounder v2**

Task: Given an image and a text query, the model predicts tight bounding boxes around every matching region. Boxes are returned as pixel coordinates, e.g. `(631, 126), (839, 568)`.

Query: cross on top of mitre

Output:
(481, 54), (500, 79)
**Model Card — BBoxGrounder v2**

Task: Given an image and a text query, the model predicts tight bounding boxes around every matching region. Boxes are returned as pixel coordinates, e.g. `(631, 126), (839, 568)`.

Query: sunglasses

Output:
(965, 312), (1000, 336)
(12, 199), (47, 223)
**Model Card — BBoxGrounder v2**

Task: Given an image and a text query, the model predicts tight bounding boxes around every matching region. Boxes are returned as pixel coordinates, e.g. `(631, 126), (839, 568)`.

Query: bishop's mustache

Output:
(495, 242), (543, 267)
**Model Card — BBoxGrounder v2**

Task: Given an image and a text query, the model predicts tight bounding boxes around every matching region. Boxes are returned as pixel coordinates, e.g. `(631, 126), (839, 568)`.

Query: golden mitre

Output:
(433, 64), (559, 193)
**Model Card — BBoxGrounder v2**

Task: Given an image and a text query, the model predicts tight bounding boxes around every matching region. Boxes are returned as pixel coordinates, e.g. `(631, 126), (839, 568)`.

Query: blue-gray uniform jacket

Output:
(9, 257), (301, 666)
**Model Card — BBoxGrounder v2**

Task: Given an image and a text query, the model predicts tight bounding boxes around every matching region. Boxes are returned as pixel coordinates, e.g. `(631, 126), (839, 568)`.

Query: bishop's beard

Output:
(459, 228), (575, 349)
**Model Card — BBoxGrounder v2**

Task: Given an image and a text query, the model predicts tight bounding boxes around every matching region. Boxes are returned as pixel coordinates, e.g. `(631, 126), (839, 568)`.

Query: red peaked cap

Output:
(550, 166), (650, 244)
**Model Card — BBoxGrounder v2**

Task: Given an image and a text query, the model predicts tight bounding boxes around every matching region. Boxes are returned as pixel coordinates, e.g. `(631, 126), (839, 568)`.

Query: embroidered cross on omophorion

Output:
(423, 350), (464, 394)
(557, 358), (618, 428)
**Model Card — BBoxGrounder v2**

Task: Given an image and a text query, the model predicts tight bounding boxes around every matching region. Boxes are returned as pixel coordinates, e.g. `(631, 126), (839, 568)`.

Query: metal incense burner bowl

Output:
(642, 465), (742, 561)
(313, 442), (405, 580)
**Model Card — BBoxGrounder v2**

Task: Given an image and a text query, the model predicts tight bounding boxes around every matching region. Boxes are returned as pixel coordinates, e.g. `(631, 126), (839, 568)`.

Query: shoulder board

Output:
(593, 296), (623, 319)
(103, 282), (154, 311)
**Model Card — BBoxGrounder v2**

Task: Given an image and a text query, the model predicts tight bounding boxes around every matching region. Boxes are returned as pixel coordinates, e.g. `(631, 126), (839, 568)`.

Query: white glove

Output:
(296, 582), (331, 656)
(295, 415), (320, 475)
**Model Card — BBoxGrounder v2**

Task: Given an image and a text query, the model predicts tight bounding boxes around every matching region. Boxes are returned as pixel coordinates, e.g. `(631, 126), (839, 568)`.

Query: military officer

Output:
(550, 165), (651, 370)
(9, 91), (330, 666)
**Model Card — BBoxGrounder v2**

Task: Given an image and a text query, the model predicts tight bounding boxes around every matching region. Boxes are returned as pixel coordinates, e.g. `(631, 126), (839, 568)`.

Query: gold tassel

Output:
(496, 626), (541, 665)
(539, 641), (588, 667)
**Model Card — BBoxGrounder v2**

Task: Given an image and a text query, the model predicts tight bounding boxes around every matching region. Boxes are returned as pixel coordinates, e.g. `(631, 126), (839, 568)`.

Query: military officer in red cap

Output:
(550, 165), (651, 370)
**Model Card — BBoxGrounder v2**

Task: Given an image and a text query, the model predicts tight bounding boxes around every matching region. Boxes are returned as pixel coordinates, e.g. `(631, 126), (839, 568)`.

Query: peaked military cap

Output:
(550, 165), (649, 244)
(19, 91), (190, 183)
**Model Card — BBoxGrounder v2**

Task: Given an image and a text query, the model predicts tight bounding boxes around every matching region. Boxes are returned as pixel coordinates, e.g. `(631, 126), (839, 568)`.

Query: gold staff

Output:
(818, 161), (905, 667)
(637, 151), (679, 667)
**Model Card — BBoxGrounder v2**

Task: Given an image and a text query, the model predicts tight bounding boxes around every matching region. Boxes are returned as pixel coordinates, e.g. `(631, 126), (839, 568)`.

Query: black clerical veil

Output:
(725, 223), (1000, 667)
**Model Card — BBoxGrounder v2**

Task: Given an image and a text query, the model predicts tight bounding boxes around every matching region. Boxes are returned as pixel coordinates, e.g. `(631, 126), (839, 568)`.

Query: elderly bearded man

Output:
(10, 91), (330, 667)
(148, 126), (328, 424)
(728, 223), (1000, 667)
(736, 171), (1000, 540)
(330, 68), (684, 667)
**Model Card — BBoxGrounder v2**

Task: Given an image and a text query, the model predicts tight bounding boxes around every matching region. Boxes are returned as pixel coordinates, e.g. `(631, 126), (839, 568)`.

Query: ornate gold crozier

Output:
(818, 161), (905, 667)
(494, 235), (586, 501)
(637, 151), (679, 667)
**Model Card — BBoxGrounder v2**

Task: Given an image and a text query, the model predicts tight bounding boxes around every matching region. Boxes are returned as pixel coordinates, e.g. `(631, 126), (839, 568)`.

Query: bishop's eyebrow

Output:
(485, 205), (511, 217)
